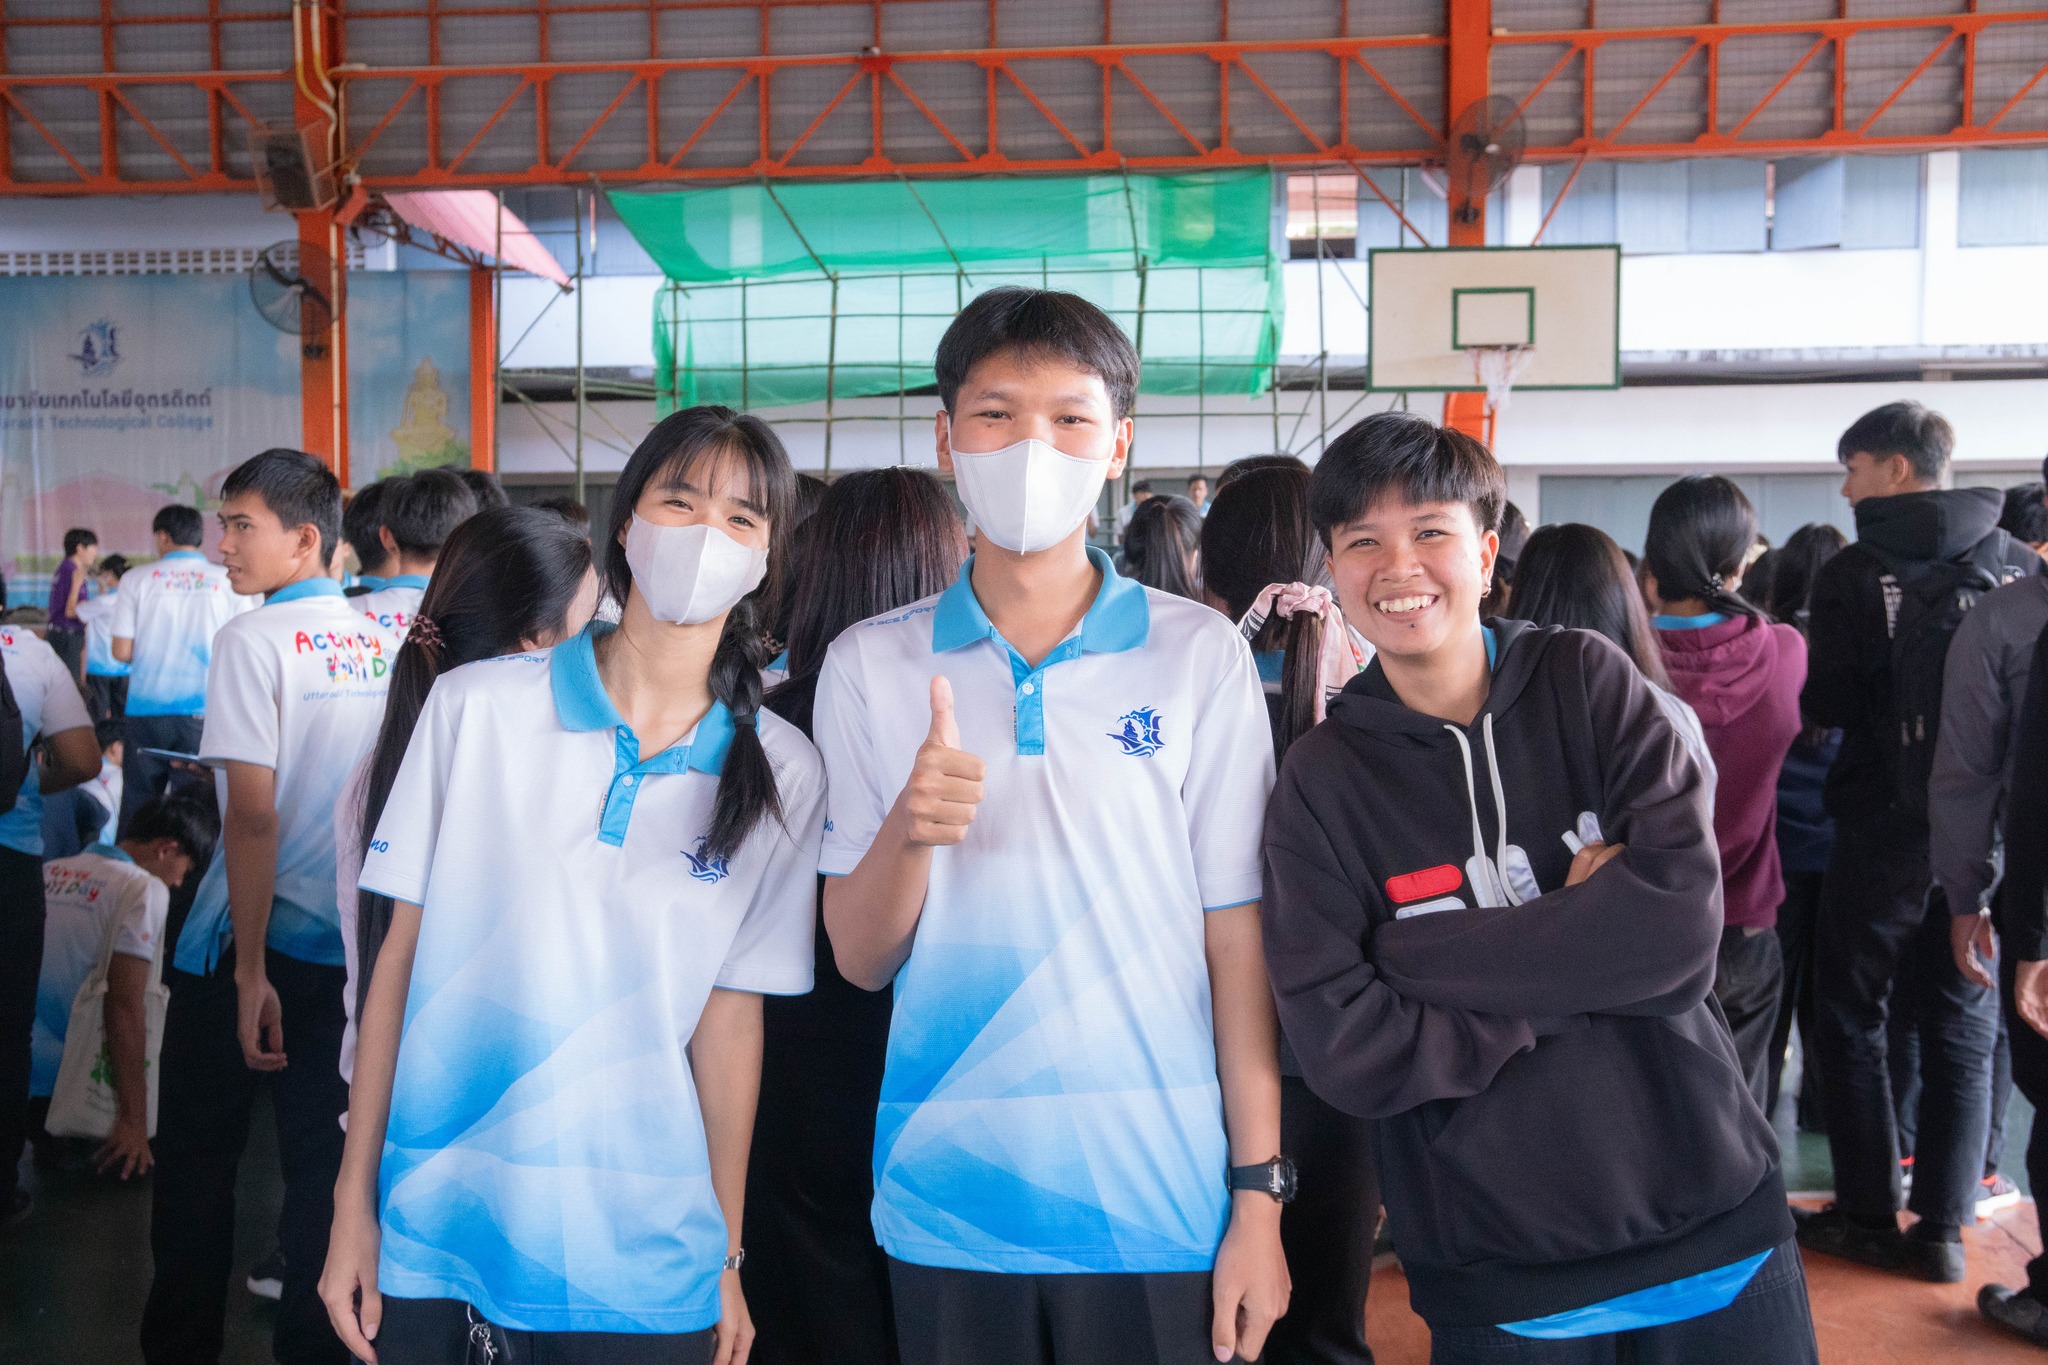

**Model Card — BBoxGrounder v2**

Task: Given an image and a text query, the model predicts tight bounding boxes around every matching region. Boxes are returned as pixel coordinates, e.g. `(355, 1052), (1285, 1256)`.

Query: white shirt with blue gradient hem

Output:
(814, 548), (1276, 1275)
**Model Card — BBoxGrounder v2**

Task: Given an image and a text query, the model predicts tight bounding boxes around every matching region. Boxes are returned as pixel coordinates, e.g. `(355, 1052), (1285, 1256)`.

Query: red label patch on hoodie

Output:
(1386, 863), (1464, 904)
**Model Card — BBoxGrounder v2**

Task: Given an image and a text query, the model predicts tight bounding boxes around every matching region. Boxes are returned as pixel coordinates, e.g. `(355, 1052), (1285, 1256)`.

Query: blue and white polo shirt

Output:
(814, 547), (1276, 1275)
(109, 550), (255, 717)
(0, 625), (95, 857)
(356, 574), (429, 636)
(359, 623), (824, 1334)
(177, 578), (401, 973)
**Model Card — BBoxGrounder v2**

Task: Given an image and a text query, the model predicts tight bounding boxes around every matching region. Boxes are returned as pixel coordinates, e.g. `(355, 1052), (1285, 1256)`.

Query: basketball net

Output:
(1471, 343), (1535, 417)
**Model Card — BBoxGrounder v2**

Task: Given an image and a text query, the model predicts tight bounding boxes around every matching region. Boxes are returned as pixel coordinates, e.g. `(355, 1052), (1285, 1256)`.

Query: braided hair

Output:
(603, 406), (798, 862)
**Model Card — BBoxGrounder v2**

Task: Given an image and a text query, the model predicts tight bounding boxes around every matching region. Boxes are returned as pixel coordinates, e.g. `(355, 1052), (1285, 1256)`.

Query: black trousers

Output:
(742, 1011), (897, 1365)
(1766, 869), (1825, 1127)
(1713, 927), (1783, 1114)
(121, 713), (205, 835)
(887, 1260), (1222, 1365)
(47, 626), (84, 685)
(0, 845), (45, 1206)
(142, 944), (351, 1365)
(1421, 1239), (1817, 1365)
(1268, 1074), (1376, 1365)
(88, 672), (129, 724)
(372, 1296), (715, 1365)
(1812, 822), (1996, 1230)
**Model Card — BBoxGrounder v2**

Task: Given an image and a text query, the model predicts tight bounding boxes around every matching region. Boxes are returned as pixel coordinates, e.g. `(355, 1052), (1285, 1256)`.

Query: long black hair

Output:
(1765, 522), (1848, 630)
(356, 506), (594, 1016)
(1643, 475), (1761, 619)
(1121, 495), (1205, 601)
(605, 405), (797, 862)
(767, 467), (964, 737)
(1198, 463), (1327, 760)
(1509, 522), (1673, 690)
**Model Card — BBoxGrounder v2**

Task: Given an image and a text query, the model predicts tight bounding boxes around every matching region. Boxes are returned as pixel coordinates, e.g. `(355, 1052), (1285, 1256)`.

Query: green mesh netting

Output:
(608, 171), (1283, 412)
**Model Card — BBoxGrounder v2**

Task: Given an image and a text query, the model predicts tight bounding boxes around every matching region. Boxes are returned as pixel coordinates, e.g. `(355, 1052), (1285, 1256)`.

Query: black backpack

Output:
(0, 650), (27, 815)
(1876, 531), (2023, 825)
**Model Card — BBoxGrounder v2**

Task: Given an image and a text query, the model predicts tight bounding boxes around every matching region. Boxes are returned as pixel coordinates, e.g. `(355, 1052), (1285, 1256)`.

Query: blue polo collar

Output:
(550, 623), (734, 777)
(267, 577), (346, 606)
(381, 574), (430, 591)
(353, 574), (388, 591)
(89, 842), (135, 865)
(931, 547), (1149, 656)
(162, 549), (205, 562)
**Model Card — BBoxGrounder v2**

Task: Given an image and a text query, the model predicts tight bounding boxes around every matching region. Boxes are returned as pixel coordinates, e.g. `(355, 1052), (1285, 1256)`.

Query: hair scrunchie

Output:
(1238, 582), (1369, 724)
(406, 614), (444, 651)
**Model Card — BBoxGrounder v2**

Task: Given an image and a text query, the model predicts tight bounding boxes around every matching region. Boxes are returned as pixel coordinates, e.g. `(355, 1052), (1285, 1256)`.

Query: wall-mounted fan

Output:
(249, 240), (342, 359)
(1445, 95), (1527, 223)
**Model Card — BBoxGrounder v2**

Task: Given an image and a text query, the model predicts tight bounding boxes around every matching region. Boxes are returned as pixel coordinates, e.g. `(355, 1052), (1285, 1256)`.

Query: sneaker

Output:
(1979, 1173), (2023, 1220)
(1981, 1284), (2048, 1347)
(1899, 1154), (1914, 1191)
(1903, 1226), (1968, 1283)
(245, 1248), (284, 1302)
(1795, 1204), (1910, 1271)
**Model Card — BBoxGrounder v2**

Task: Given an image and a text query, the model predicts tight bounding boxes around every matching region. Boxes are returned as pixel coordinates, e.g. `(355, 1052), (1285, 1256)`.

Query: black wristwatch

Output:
(1228, 1156), (1297, 1203)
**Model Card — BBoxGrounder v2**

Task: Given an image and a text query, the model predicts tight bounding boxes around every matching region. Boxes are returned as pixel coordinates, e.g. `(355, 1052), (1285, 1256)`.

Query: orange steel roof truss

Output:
(2, 1), (2047, 195)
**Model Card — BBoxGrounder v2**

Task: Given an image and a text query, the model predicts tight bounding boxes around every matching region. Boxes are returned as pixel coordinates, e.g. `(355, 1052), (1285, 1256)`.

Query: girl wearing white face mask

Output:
(324, 407), (827, 1365)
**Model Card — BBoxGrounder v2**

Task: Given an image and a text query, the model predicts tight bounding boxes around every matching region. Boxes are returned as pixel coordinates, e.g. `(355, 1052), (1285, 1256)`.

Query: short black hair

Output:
(934, 287), (1141, 420)
(1308, 412), (1505, 543)
(152, 504), (204, 547)
(2001, 481), (2048, 546)
(529, 495), (590, 528)
(1187, 472), (1209, 487)
(124, 794), (219, 868)
(1131, 479), (1154, 495)
(1837, 400), (1953, 483)
(383, 468), (479, 558)
(458, 468), (511, 511)
(98, 554), (129, 581)
(63, 528), (97, 556)
(95, 718), (123, 751)
(343, 480), (394, 573)
(221, 448), (342, 564)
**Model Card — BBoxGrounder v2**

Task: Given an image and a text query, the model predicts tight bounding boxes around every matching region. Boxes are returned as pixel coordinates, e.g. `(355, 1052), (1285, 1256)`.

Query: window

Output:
(1959, 149), (2048, 247)
(1539, 160), (1766, 254)
(1352, 168), (1502, 249)
(1772, 156), (1921, 250)
(1286, 172), (1358, 258)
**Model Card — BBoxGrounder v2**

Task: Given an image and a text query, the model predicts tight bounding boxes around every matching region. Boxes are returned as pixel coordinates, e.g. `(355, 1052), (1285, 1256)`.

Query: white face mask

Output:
(949, 436), (1112, 554)
(623, 515), (768, 625)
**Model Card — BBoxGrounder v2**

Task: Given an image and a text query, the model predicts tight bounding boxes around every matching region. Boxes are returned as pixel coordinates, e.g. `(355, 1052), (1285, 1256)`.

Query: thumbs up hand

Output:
(903, 675), (985, 847)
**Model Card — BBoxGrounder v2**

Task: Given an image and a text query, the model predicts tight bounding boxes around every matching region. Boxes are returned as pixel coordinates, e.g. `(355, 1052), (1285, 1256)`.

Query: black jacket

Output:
(1261, 620), (1789, 1328)
(1801, 488), (2041, 828)
(2000, 624), (2048, 959)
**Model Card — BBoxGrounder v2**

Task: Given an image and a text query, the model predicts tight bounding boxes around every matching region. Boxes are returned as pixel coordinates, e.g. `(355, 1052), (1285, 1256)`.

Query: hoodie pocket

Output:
(1411, 1009), (1776, 1267)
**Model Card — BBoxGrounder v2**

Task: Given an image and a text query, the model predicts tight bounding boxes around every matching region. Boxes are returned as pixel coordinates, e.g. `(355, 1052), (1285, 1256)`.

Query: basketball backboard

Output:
(1365, 245), (1621, 393)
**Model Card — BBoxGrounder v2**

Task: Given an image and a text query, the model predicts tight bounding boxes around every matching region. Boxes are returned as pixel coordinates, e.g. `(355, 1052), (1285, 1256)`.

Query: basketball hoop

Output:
(1471, 343), (1535, 416)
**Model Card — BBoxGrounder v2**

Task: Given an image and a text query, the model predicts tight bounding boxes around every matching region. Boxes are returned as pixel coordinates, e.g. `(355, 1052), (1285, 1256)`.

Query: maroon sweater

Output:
(1656, 613), (1808, 930)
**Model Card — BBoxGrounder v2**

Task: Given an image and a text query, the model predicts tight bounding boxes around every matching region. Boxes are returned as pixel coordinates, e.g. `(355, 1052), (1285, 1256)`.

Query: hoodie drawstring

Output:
(1445, 717), (1525, 908)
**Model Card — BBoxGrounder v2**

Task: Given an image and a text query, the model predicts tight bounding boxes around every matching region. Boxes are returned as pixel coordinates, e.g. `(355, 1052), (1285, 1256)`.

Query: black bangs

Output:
(604, 406), (799, 609)
(1309, 412), (1505, 542)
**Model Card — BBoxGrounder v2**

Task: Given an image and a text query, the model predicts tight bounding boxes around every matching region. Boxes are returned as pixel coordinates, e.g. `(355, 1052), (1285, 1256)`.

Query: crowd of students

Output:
(4, 284), (2048, 1365)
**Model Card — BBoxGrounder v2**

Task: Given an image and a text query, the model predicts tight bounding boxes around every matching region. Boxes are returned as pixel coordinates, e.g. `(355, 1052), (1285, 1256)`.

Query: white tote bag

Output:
(43, 896), (170, 1140)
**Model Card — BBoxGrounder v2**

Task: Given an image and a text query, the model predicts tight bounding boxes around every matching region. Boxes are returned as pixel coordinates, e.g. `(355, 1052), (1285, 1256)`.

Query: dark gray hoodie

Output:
(1261, 620), (1790, 1328)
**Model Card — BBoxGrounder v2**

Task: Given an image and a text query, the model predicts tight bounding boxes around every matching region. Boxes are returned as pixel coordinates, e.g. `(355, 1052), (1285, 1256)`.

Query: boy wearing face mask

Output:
(813, 288), (1289, 1365)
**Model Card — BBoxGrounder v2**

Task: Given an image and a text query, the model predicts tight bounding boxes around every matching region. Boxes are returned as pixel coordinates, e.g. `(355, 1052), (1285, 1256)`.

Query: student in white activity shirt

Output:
(142, 450), (402, 1365)
(816, 288), (1289, 1365)
(111, 502), (257, 829)
(0, 619), (102, 1222)
(77, 555), (131, 722)
(329, 506), (599, 1090)
(323, 408), (824, 1365)
(28, 796), (213, 1181)
(353, 468), (478, 636)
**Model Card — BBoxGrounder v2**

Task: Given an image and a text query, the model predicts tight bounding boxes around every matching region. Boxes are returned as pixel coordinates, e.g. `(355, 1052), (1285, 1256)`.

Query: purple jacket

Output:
(1657, 614), (1808, 930)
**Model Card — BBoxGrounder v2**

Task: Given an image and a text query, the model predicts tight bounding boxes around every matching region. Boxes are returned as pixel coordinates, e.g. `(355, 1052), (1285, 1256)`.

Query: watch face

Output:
(1275, 1162), (1299, 1201)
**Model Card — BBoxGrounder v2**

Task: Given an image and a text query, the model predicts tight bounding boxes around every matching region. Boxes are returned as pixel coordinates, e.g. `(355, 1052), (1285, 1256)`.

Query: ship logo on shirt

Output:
(1107, 707), (1165, 757)
(683, 837), (731, 884)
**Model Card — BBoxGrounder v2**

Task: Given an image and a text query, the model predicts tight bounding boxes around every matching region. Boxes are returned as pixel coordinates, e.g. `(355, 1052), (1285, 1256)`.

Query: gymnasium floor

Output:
(1, 1089), (2041, 1363)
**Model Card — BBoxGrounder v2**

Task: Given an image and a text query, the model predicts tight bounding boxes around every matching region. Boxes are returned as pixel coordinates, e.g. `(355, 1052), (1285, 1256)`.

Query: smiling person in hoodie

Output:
(1643, 476), (1808, 1113)
(1261, 413), (1816, 1364)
